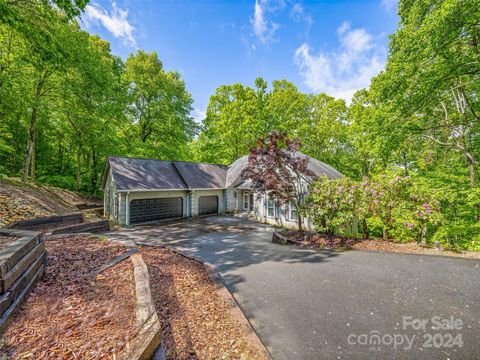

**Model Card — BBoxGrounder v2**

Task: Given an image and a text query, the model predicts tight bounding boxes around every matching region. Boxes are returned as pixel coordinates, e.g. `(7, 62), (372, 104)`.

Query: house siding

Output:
(103, 170), (117, 222)
(253, 194), (316, 231)
(225, 188), (237, 212)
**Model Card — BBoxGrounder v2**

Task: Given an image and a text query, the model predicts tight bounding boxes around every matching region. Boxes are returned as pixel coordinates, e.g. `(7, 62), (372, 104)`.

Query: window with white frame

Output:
(267, 197), (275, 217)
(243, 193), (249, 210)
(289, 200), (298, 221)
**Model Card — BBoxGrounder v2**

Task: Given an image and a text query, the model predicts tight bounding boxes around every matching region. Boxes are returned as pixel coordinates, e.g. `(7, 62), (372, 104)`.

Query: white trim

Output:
(117, 187), (226, 193)
(125, 192), (130, 226)
(117, 188), (188, 193)
(243, 192), (249, 210)
(267, 196), (276, 218)
(288, 200), (298, 222)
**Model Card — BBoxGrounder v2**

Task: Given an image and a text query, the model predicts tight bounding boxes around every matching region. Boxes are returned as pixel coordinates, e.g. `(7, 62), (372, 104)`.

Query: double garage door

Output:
(130, 197), (183, 224)
(129, 195), (219, 224)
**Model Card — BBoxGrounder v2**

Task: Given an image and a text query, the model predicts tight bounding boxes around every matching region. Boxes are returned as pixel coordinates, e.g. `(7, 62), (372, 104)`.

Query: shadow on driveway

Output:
(105, 215), (480, 360)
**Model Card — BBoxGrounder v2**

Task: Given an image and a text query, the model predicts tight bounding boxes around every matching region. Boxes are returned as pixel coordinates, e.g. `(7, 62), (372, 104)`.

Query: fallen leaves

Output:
(142, 248), (268, 360)
(1, 235), (136, 359)
(0, 193), (52, 227)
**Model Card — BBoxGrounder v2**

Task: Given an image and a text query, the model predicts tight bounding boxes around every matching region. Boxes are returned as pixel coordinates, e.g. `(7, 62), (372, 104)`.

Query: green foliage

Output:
(0, 2), (194, 196)
(37, 174), (77, 191)
(304, 177), (360, 235)
(0, 0), (478, 251)
(306, 173), (446, 245)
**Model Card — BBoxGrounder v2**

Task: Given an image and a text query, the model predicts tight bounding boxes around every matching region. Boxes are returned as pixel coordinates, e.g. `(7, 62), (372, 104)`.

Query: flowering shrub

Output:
(304, 177), (359, 235)
(305, 172), (442, 243)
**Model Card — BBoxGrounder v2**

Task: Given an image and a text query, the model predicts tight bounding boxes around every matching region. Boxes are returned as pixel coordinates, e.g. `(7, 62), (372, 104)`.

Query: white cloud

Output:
(82, 2), (136, 46)
(294, 22), (386, 102)
(381, 0), (397, 12)
(250, 0), (279, 45)
(290, 3), (312, 30)
(192, 108), (206, 124)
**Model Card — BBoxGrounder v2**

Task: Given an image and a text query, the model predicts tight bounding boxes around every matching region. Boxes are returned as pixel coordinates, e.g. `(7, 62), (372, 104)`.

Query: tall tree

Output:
(123, 51), (195, 160)
(371, 0), (480, 187)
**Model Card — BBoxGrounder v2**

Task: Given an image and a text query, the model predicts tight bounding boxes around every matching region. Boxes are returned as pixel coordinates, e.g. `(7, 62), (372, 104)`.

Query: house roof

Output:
(103, 152), (342, 192)
(226, 153), (342, 188)
(298, 152), (343, 179)
(173, 161), (227, 189)
(226, 156), (249, 188)
(106, 156), (188, 191)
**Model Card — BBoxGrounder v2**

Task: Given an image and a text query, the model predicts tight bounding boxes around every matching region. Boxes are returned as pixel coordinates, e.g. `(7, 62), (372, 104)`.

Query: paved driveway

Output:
(107, 216), (480, 360)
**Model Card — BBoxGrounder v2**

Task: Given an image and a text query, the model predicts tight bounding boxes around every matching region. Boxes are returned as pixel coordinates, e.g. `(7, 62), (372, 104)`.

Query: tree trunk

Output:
(22, 73), (46, 183)
(30, 132), (35, 182)
(420, 226), (427, 246)
(465, 151), (477, 188)
(297, 214), (303, 231)
(361, 219), (369, 239)
(76, 148), (81, 192)
(22, 106), (37, 183)
(91, 147), (97, 196)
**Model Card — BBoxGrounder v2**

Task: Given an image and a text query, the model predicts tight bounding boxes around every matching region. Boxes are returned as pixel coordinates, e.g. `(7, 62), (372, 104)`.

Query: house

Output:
(101, 154), (341, 229)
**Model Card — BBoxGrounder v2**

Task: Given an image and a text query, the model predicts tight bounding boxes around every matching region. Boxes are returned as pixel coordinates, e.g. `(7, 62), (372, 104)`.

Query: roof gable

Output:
(108, 156), (188, 191)
(173, 161), (227, 189)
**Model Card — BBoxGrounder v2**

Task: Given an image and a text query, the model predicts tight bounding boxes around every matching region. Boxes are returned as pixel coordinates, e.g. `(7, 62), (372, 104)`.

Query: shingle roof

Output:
(105, 153), (341, 192)
(226, 153), (342, 188)
(226, 156), (249, 188)
(173, 161), (227, 189)
(298, 152), (343, 179)
(107, 156), (188, 191)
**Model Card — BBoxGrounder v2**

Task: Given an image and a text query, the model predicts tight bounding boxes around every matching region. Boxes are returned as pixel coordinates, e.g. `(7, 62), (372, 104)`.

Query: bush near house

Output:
(304, 172), (479, 251)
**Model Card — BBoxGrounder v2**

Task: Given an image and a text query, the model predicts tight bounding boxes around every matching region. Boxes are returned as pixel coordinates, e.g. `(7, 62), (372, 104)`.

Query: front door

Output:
(249, 193), (254, 211)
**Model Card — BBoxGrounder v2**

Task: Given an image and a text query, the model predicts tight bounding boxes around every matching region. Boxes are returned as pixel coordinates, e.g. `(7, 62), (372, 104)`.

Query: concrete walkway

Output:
(106, 216), (480, 360)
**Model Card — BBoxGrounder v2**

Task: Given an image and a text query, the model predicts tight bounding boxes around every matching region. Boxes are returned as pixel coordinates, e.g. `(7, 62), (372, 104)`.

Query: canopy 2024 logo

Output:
(347, 316), (464, 352)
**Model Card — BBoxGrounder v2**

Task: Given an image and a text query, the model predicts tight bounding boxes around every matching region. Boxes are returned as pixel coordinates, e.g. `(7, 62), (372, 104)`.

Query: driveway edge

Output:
(157, 244), (273, 360)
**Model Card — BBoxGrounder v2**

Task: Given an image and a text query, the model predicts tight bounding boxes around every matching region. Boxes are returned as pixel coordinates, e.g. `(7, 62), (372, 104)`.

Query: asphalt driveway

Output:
(107, 216), (480, 360)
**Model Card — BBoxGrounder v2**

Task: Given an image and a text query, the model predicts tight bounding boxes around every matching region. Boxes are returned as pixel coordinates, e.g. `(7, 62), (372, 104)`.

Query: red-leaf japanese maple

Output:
(241, 132), (316, 230)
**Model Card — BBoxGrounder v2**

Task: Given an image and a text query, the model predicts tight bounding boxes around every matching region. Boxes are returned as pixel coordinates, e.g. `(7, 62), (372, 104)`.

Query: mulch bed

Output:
(352, 239), (480, 259)
(141, 247), (268, 360)
(280, 230), (355, 249)
(0, 235), (136, 359)
(279, 230), (480, 259)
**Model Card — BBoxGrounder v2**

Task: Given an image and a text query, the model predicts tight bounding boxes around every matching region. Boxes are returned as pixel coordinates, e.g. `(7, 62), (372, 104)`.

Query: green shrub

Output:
(38, 175), (77, 191)
(432, 222), (480, 251)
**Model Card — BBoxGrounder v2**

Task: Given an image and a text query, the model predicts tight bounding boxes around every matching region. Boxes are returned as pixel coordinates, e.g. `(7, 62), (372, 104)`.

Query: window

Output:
(289, 200), (298, 221)
(267, 197), (275, 218)
(243, 193), (249, 210)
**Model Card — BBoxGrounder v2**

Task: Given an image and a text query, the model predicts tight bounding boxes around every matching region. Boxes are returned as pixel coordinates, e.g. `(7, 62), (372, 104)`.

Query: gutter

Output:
(117, 187), (227, 193)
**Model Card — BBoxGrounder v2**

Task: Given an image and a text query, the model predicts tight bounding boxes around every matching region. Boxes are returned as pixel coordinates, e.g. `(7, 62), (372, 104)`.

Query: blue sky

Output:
(80, 0), (399, 121)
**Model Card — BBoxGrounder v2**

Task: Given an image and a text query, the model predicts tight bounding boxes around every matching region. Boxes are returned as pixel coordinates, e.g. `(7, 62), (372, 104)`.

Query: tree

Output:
(371, 0), (480, 188)
(123, 51), (195, 160)
(241, 132), (315, 230)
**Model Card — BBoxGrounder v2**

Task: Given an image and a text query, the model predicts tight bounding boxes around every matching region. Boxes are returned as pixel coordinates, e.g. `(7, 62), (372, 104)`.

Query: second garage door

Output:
(198, 196), (218, 216)
(130, 197), (183, 224)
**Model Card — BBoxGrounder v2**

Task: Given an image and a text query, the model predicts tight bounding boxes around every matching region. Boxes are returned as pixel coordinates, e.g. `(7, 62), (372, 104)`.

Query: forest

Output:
(0, 0), (478, 248)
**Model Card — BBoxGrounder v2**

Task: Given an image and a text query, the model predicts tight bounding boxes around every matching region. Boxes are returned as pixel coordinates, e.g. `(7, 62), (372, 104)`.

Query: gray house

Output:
(101, 155), (341, 229)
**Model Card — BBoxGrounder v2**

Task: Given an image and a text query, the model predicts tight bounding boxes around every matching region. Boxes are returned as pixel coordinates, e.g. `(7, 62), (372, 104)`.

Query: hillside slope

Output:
(0, 178), (92, 227)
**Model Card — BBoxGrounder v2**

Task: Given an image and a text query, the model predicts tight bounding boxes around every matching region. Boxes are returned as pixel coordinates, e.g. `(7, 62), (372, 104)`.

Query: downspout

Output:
(125, 191), (130, 227)
(187, 191), (193, 217)
(234, 190), (238, 210)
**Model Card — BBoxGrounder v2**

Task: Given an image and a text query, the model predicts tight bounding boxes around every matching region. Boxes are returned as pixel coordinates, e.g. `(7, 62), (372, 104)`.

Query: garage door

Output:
(130, 197), (183, 224)
(198, 196), (218, 216)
